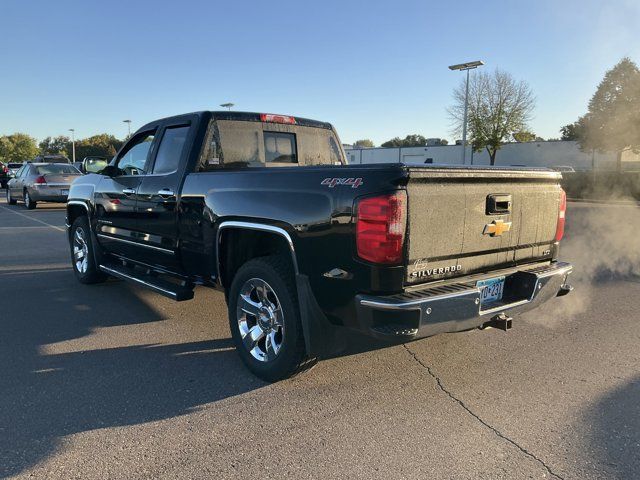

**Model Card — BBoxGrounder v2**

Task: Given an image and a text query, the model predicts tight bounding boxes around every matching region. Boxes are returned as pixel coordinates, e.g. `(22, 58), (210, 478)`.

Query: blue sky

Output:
(1, 0), (639, 145)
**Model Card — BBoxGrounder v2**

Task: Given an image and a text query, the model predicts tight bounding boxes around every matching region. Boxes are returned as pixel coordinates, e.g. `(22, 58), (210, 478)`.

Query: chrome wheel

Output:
(73, 227), (89, 274)
(236, 278), (284, 362)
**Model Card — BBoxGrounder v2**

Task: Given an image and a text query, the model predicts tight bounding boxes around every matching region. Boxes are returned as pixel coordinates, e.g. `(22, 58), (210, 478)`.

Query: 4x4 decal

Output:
(321, 177), (363, 188)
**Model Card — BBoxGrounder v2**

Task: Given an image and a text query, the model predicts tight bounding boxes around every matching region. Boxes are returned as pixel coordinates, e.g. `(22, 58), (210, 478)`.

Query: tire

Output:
(6, 188), (16, 205)
(24, 189), (36, 209)
(228, 256), (314, 382)
(70, 216), (107, 284)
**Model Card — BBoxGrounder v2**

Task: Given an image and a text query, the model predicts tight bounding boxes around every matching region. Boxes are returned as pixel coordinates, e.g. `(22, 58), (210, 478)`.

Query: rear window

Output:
(264, 132), (297, 164)
(42, 157), (70, 163)
(199, 120), (344, 170)
(8, 163), (22, 168)
(36, 164), (80, 175)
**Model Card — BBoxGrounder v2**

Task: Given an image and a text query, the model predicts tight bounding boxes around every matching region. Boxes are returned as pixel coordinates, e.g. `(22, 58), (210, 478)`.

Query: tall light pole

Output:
(220, 103), (234, 111)
(448, 60), (484, 165)
(68, 129), (76, 163)
(123, 119), (132, 138)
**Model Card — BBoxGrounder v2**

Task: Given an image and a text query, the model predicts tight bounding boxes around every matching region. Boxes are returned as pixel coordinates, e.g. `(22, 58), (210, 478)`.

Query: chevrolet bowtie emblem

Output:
(483, 219), (512, 237)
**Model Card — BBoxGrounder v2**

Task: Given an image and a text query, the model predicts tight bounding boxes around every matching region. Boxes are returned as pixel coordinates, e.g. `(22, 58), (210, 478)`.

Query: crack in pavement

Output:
(403, 344), (566, 480)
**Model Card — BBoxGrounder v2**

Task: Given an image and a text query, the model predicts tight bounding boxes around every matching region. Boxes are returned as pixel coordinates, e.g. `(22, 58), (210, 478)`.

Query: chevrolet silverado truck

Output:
(66, 111), (573, 381)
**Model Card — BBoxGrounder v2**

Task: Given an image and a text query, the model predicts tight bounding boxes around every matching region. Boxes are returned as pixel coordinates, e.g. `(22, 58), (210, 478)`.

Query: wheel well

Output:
(67, 204), (89, 235)
(219, 228), (294, 289)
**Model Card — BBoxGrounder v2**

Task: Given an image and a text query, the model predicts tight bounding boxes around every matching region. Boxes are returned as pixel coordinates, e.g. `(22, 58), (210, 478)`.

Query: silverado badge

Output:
(483, 219), (512, 237)
(409, 258), (462, 279)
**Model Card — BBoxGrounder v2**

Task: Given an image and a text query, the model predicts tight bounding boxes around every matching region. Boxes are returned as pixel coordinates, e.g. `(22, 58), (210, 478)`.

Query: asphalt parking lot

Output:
(1, 195), (638, 480)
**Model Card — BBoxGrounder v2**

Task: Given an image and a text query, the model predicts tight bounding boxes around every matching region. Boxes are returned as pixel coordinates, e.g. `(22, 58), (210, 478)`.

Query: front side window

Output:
(264, 132), (297, 164)
(153, 126), (190, 174)
(116, 132), (155, 175)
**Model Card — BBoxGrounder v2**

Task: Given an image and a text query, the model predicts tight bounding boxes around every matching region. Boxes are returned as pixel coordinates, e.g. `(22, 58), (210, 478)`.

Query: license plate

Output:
(60, 189), (69, 196)
(477, 276), (505, 305)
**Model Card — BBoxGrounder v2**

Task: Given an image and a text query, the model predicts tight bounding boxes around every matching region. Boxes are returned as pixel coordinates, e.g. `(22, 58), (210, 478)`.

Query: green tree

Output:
(513, 131), (537, 142)
(560, 121), (584, 141)
(381, 134), (427, 148)
(353, 139), (375, 148)
(0, 133), (39, 163)
(75, 134), (123, 159)
(577, 57), (640, 170)
(39, 136), (72, 156)
(449, 69), (535, 165)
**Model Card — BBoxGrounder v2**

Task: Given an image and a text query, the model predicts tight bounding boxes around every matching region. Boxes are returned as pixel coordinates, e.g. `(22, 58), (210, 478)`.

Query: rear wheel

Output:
(70, 216), (107, 284)
(24, 189), (36, 209)
(6, 188), (16, 205)
(228, 256), (313, 382)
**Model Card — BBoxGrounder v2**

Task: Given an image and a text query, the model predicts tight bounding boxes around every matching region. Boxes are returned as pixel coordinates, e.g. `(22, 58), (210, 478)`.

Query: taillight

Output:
(555, 189), (566, 242)
(2, 166), (7, 174)
(35, 175), (47, 184)
(260, 113), (297, 125)
(356, 191), (407, 264)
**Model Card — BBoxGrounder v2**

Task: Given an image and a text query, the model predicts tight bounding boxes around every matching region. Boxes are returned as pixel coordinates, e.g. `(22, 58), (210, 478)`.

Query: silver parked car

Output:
(6, 163), (81, 209)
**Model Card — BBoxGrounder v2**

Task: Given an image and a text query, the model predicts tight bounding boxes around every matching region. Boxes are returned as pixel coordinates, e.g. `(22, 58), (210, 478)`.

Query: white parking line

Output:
(0, 204), (66, 232)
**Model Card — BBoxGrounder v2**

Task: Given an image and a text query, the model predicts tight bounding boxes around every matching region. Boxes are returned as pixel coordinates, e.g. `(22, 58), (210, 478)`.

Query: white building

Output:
(345, 140), (640, 171)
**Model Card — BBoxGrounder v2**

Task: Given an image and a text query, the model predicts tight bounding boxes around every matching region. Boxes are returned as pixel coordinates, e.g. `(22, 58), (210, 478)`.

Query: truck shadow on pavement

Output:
(582, 376), (640, 479)
(0, 270), (264, 478)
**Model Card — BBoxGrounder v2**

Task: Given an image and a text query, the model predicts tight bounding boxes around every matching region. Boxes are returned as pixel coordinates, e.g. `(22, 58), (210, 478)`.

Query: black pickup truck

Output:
(66, 111), (573, 381)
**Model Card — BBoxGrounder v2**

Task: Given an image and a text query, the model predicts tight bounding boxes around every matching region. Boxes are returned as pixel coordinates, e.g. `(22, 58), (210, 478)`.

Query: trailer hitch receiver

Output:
(481, 313), (513, 331)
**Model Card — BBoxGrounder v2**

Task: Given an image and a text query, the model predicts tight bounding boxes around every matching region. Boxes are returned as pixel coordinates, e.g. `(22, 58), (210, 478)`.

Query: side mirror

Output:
(100, 165), (120, 177)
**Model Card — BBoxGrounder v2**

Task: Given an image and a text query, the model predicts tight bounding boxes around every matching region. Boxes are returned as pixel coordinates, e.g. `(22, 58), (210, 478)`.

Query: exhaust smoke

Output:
(524, 200), (640, 327)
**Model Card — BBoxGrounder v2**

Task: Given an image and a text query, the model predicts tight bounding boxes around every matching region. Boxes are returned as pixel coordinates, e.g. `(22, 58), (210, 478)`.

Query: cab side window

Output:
(152, 126), (190, 175)
(116, 131), (156, 175)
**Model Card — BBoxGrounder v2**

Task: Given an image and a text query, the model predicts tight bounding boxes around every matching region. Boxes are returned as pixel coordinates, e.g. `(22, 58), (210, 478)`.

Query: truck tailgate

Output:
(406, 167), (562, 285)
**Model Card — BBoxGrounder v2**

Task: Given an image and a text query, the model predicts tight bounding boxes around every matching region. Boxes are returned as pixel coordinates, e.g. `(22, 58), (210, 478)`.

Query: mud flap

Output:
(295, 274), (346, 358)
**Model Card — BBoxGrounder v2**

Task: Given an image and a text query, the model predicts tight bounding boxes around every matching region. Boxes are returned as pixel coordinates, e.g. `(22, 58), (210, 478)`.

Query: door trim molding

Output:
(97, 233), (175, 255)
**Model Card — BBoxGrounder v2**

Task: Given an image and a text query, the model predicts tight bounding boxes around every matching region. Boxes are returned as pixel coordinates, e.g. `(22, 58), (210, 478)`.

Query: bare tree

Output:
(449, 69), (535, 165)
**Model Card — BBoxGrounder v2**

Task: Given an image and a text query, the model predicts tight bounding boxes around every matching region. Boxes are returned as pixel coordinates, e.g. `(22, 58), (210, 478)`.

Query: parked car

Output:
(66, 111), (573, 381)
(7, 162), (23, 177)
(552, 166), (576, 173)
(7, 163), (81, 209)
(0, 162), (9, 188)
(33, 154), (71, 164)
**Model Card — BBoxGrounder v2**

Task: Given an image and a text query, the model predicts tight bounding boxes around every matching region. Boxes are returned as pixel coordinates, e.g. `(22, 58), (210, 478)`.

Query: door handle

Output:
(486, 194), (512, 215)
(122, 188), (136, 195)
(157, 188), (175, 198)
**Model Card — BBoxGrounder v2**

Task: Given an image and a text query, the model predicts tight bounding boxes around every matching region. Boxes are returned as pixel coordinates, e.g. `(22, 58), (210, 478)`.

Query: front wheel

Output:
(70, 216), (107, 284)
(24, 190), (36, 209)
(228, 256), (314, 382)
(6, 188), (16, 205)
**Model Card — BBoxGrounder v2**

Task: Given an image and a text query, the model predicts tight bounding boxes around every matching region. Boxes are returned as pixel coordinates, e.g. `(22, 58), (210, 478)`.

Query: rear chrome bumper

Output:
(355, 261), (573, 341)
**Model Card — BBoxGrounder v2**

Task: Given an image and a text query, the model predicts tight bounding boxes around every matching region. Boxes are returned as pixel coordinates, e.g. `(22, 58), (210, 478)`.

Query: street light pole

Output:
(68, 129), (75, 163)
(461, 68), (471, 165)
(123, 119), (132, 138)
(448, 60), (484, 165)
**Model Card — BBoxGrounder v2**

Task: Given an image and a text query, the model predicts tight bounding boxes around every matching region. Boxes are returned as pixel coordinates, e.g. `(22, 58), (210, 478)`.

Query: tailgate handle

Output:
(486, 194), (512, 215)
